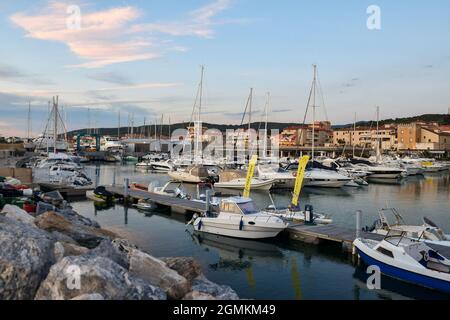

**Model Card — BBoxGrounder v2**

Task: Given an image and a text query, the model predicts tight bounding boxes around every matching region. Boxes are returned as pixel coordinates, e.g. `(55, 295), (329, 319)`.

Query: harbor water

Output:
(71, 164), (450, 300)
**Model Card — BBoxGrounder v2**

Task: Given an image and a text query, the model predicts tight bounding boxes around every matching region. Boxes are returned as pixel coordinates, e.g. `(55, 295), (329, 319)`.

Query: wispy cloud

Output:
(0, 64), (54, 85)
(131, 0), (233, 38)
(10, 0), (236, 68)
(87, 72), (134, 85)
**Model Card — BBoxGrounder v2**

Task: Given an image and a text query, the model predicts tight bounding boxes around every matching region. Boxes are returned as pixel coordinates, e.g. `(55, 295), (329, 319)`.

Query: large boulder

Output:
(191, 275), (239, 300)
(34, 211), (117, 249)
(129, 249), (190, 300)
(83, 239), (130, 269)
(0, 216), (55, 300)
(71, 293), (104, 300)
(1, 204), (35, 225)
(161, 257), (203, 282)
(54, 241), (89, 262)
(35, 256), (166, 300)
(58, 208), (101, 229)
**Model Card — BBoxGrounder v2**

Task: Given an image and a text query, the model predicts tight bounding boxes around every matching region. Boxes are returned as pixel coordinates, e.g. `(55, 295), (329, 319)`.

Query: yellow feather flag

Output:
(291, 156), (310, 207)
(243, 155), (258, 198)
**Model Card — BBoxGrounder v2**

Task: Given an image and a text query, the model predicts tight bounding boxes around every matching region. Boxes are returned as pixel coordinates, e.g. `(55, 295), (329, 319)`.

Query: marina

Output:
(0, 0), (449, 305)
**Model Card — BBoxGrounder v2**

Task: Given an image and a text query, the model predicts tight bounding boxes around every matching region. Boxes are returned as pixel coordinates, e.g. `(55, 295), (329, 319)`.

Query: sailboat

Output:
(300, 65), (352, 188)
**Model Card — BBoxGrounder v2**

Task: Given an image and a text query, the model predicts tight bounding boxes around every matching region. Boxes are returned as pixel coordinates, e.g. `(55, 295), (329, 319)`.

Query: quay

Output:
(38, 183), (94, 199)
(105, 185), (208, 215)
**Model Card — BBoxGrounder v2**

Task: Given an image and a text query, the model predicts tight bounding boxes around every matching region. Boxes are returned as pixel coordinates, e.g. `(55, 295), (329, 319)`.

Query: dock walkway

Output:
(105, 185), (207, 214)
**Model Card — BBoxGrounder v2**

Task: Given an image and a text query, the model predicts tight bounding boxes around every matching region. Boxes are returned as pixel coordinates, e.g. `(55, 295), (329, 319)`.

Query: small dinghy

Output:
(354, 232), (450, 293)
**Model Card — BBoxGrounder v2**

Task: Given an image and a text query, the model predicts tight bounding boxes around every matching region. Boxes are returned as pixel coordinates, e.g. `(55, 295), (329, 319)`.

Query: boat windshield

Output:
(237, 201), (259, 215)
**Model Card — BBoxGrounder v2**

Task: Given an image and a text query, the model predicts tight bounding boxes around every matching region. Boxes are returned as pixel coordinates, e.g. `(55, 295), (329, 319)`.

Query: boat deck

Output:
(105, 185), (207, 214)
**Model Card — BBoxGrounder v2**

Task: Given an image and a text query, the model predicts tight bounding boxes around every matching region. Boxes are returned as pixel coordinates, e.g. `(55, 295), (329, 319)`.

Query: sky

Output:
(0, 0), (449, 137)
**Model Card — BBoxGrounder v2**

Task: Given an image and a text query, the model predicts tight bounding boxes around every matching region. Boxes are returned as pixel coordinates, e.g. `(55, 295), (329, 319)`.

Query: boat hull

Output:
(356, 244), (450, 294)
(193, 219), (285, 239)
(304, 180), (349, 188)
(214, 180), (274, 190)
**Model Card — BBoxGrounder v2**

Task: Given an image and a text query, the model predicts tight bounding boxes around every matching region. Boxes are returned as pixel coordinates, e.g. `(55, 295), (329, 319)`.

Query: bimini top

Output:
(221, 197), (253, 205)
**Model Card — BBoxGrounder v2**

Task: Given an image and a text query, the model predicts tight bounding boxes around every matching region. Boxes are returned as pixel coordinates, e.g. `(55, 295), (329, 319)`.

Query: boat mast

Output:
(376, 106), (381, 162)
(311, 65), (317, 162)
(27, 101), (31, 141)
(263, 92), (270, 157)
(196, 65), (205, 160)
(53, 96), (58, 153)
(353, 112), (356, 158)
(118, 111), (121, 138)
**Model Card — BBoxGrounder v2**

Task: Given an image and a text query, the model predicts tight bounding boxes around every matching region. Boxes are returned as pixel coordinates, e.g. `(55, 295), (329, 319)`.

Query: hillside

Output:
(67, 114), (450, 137)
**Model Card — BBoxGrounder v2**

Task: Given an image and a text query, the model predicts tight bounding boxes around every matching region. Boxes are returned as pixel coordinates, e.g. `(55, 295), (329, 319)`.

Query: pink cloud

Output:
(10, 0), (235, 68)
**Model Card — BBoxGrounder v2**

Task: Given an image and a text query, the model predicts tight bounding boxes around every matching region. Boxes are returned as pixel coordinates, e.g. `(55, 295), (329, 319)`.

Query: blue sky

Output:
(0, 0), (449, 136)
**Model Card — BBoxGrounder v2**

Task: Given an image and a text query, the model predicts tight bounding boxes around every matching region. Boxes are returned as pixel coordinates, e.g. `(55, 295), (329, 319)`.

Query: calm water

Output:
(71, 164), (450, 300)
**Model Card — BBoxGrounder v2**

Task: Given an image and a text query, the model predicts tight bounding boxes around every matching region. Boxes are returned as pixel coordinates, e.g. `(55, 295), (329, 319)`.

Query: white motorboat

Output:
(304, 168), (352, 188)
(354, 234), (450, 293)
(263, 204), (332, 224)
(351, 162), (405, 179)
(137, 159), (173, 172)
(192, 197), (288, 239)
(168, 165), (211, 183)
(366, 208), (450, 247)
(36, 153), (82, 170)
(152, 181), (190, 199)
(214, 178), (274, 191)
(256, 165), (296, 189)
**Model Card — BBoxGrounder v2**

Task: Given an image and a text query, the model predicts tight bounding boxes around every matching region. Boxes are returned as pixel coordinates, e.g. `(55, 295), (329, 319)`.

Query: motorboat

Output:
(263, 204), (332, 225)
(192, 197), (288, 239)
(47, 163), (92, 186)
(365, 208), (450, 247)
(168, 165), (211, 183)
(214, 178), (274, 191)
(256, 165), (296, 189)
(152, 181), (190, 199)
(35, 153), (82, 170)
(283, 162), (352, 188)
(354, 233), (450, 293)
(136, 159), (173, 172)
(304, 168), (352, 188)
(349, 159), (405, 179)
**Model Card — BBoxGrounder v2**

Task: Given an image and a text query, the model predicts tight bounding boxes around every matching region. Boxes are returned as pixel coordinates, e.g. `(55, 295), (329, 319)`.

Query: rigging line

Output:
(240, 90), (252, 127)
(297, 75), (315, 146)
(188, 80), (201, 128)
(316, 70), (329, 122)
(359, 109), (377, 157)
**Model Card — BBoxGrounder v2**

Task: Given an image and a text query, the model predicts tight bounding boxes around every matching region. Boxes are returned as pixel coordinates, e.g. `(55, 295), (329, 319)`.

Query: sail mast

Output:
(353, 112), (356, 158)
(263, 92), (270, 157)
(311, 65), (317, 162)
(53, 96), (58, 153)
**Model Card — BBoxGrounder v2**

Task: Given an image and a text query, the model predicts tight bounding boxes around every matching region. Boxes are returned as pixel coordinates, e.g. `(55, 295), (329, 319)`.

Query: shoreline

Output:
(0, 203), (239, 300)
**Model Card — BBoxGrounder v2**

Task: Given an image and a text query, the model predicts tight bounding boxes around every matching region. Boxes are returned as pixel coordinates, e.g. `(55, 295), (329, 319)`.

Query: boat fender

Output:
(239, 217), (244, 231)
(423, 251), (429, 262)
(198, 219), (202, 231)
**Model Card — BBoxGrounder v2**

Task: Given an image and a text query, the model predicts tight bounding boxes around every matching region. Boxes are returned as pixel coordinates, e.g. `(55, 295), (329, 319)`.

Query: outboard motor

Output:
(304, 205), (315, 225)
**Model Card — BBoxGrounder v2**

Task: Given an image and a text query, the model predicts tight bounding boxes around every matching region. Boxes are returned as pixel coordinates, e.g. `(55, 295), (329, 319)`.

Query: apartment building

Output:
(333, 125), (397, 150)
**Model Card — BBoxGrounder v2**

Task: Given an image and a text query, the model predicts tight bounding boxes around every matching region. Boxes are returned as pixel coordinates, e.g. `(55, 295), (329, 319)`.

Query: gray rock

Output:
(54, 241), (89, 262)
(58, 208), (101, 229)
(183, 291), (217, 300)
(50, 231), (77, 244)
(34, 211), (117, 249)
(84, 239), (129, 269)
(161, 257), (203, 282)
(129, 249), (190, 300)
(1, 204), (35, 225)
(191, 275), (239, 300)
(0, 216), (55, 300)
(35, 256), (166, 300)
(71, 293), (104, 300)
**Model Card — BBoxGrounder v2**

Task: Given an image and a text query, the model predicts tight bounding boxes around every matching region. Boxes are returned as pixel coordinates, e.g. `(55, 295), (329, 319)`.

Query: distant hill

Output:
(67, 114), (450, 137)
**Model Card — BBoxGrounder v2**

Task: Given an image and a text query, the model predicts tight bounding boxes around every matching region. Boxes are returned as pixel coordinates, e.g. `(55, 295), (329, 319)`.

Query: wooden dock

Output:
(105, 185), (207, 215)
(286, 223), (450, 258)
(38, 183), (94, 199)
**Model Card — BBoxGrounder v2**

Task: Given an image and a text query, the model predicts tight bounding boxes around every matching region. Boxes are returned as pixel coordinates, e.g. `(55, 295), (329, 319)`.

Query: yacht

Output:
(354, 234), (450, 293)
(214, 178), (274, 191)
(35, 153), (82, 170)
(349, 159), (405, 179)
(136, 159), (173, 172)
(284, 162), (352, 188)
(256, 165), (296, 189)
(263, 204), (332, 225)
(192, 197), (288, 239)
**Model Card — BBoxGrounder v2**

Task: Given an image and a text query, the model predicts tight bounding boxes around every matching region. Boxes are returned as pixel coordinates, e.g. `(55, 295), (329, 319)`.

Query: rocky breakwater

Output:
(0, 204), (239, 300)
